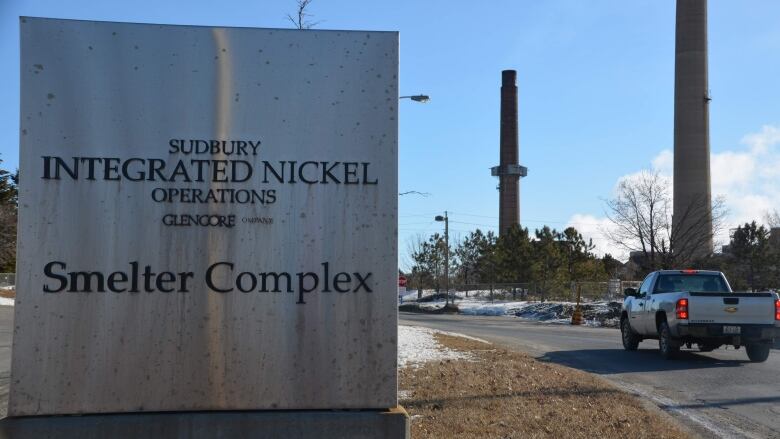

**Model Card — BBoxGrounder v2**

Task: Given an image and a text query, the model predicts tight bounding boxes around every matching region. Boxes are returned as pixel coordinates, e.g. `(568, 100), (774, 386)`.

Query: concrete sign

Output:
(11, 18), (398, 416)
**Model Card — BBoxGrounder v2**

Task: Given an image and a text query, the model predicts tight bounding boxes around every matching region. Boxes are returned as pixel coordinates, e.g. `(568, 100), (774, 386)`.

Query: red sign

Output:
(398, 276), (407, 287)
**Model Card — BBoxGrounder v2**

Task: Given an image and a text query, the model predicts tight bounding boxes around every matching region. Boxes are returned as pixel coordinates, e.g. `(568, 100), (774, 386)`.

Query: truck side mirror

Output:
(624, 288), (637, 297)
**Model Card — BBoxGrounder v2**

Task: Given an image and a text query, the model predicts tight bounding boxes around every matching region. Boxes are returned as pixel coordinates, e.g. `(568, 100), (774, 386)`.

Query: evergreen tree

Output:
(602, 253), (623, 279)
(454, 229), (486, 285)
(493, 224), (533, 283)
(0, 157), (17, 272)
(410, 233), (451, 292)
(0, 157), (17, 206)
(531, 226), (566, 298)
(560, 227), (595, 281)
(728, 221), (772, 291)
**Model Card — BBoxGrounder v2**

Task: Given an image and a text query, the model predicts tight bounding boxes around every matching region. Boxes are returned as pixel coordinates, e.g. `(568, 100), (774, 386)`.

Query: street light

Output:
(435, 211), (450, 306)
(399, 95), (430, 103)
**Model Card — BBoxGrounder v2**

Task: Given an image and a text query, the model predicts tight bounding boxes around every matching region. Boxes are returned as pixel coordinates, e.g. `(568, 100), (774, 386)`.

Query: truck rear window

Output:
(653, 274), (730, 293)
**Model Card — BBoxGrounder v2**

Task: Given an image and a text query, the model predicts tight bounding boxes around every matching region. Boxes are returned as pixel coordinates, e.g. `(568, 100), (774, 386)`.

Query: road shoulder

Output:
(399, 327), (692, 438)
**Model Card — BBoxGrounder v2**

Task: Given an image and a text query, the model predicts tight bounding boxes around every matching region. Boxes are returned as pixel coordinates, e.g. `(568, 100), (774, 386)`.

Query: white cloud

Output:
(652, 149), (673, 174)
(571, 123), (780, 260)
(742, 125), (780, 154)
(712, 124), (780, 228)
(566, 213), (624, 259)
(711, 151), (755, 191)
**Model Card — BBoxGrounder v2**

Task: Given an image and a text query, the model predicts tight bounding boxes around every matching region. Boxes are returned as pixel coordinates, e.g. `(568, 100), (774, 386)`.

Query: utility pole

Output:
(435, 212), (450, 306)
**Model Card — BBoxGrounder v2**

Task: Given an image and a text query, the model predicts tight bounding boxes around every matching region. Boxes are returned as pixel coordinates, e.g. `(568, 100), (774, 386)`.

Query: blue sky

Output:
(2, 1), (779, 264)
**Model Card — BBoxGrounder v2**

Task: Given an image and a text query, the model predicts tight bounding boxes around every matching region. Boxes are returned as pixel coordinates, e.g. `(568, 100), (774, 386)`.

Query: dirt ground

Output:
(399, 333), (690, 439)
(0, 289), (14, 299)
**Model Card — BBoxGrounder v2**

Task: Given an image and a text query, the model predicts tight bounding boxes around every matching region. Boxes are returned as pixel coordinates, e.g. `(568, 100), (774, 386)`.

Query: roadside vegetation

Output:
(0, 157), (18, 273)
(400, 332), (690, 439)
(408, 225), (612, 302)
(405, 171), (780, 297)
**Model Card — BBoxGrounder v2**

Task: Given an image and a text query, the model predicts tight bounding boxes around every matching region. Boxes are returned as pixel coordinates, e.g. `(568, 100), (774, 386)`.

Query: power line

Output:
(449, 220), (497, 228)
(398, 212), (441, 218)
(448, 212), (498, 219)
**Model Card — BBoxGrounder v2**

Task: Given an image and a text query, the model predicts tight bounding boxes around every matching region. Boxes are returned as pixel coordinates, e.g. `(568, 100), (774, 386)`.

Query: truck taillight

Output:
(676, 298), (689, 320)
(775, 299), (780, 321)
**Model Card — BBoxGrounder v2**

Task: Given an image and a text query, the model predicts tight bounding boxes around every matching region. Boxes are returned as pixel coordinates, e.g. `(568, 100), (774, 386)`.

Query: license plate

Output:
(723, 325), (741, 335)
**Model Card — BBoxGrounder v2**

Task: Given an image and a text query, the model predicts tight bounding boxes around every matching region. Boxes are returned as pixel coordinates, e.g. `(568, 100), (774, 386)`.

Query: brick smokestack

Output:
(493, 70), (527, 236)
(673, 0), (713, 259)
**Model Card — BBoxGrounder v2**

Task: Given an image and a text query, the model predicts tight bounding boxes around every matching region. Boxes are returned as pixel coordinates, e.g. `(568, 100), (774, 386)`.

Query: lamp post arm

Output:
(399, 95), (430, 103)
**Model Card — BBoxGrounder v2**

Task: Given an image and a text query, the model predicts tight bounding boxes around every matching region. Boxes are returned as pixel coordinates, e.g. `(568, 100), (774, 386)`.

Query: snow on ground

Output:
(401, 297), (622, 327)
(0, 285), (14, 291)
(0, 297), (14, 306)
(457, 300), (531, 316)
(398, 325), (476, 368)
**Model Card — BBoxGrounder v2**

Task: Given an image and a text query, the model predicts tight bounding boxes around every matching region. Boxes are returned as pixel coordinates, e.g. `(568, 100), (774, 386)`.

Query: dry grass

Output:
(0, 289), (14, 299)
(399, 333), (690, 439)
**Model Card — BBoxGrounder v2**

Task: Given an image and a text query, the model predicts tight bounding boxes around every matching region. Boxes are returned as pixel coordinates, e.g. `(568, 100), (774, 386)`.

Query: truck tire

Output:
(621, 318), (640, 351)
(745, 344), (770, 363)
(658, 321), (679, 359)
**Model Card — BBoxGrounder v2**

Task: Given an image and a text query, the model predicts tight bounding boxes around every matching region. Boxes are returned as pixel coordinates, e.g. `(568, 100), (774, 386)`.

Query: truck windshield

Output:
(653, 274), (730, 293)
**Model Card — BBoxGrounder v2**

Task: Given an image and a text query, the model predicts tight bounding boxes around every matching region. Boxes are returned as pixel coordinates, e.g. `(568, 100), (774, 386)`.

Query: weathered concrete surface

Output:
(14, 18), (398, 415)
(672, 0), (713, 257)
(0, 407), (410, 439)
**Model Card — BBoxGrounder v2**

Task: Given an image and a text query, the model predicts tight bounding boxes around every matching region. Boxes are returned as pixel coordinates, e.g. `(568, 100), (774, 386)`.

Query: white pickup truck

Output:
(620, 270), (780, 362)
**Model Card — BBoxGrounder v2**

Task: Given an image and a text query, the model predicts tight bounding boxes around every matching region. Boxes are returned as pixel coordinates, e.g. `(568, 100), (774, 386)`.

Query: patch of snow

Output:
(457, 300), (530, 316)
(400, 297), (623, 327)
(514, 301), (621, 327)
(398, 325), (472, 368)
(399, 290), (422, 301)
(397, 389), (412, 400)
(0, 285), (14, 291)
(0, 297), (14, 306)
(430, 329), (491, 345)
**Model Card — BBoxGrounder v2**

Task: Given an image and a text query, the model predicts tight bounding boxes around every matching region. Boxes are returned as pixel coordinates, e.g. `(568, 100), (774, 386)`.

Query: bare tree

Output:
(765, 209), (780, 229)
(670, 193), (726, 265)
(287, 0), (321, 29)
(604, 171), (670, 268)
(603, 171), (725, 270)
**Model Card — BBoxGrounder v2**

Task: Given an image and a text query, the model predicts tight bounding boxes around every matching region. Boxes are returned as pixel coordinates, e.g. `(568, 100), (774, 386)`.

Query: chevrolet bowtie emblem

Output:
(724, 306), (738, 313)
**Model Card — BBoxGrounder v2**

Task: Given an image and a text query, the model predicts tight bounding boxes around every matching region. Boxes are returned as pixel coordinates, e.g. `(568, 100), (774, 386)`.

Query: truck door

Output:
(644, 274), (666, 334)
(629, 273), (654, 335)
(638, 273), (657, 333)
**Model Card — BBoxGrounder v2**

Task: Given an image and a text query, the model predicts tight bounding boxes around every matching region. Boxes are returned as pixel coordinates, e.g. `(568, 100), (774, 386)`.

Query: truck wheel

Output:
(745, 344), (770, 363)
(621, 318), (640, 351)
(658, 321), (679, 359)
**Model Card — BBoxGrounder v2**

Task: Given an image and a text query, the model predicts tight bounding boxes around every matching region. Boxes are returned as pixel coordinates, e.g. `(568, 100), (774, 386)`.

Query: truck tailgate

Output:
(688, 292), (776, 325)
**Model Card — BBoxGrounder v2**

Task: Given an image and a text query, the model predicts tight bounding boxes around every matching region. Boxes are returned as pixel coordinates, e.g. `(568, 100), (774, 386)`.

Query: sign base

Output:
(0, 407), (410, 439)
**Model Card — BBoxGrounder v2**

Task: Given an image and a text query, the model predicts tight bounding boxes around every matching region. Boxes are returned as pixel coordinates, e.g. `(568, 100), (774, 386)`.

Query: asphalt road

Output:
(401, 312), (780, 439)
